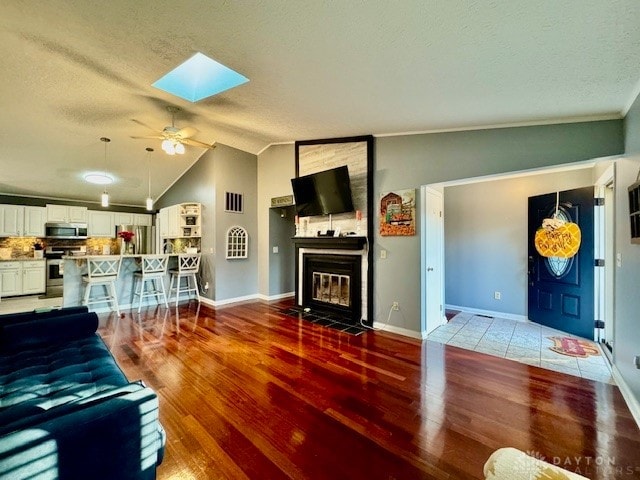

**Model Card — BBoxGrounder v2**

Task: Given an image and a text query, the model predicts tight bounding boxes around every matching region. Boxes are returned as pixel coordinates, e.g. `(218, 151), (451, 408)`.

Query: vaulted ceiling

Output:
(1, 1), (639, 206)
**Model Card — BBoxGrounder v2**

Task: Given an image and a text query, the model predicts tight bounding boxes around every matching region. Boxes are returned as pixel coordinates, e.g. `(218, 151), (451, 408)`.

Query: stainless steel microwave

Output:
(45, 222), (88, 239)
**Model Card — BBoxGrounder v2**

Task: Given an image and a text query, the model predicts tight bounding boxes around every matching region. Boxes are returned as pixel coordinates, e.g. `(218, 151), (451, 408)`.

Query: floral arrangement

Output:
(118, 231), (135, 243)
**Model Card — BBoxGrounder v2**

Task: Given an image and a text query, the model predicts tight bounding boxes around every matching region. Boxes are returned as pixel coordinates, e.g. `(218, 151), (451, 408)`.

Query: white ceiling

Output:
(1, 1), (639, 207)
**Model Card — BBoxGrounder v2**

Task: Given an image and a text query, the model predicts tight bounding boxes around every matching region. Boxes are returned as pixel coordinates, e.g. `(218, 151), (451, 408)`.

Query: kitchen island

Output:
(62, 254), (184, 310)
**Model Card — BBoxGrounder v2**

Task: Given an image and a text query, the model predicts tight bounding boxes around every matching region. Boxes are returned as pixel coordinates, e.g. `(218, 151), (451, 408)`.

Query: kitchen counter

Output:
(0, 257), (45, 262)
(62, 254), (187, 310)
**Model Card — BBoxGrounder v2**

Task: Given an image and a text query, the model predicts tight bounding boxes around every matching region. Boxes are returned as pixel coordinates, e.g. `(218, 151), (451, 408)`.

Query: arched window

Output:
(226, 226), (248, 259)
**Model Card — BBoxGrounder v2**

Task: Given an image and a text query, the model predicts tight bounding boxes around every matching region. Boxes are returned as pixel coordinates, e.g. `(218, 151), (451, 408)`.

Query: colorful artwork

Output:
(379, 189), (415, 236)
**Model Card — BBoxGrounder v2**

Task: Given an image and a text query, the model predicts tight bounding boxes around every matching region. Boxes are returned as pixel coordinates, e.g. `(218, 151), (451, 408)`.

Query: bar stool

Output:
(132, 255), (169, 312)
(82, 256), (122, 315)
(168, 254), (201, 307)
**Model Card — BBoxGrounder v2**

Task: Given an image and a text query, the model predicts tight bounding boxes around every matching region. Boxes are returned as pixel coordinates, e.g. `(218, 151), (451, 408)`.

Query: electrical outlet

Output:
(203, 282), (209, 292)
(381, 249), (387, 259)
(494, 291), (501, 300)
(392, 301), (399, 311)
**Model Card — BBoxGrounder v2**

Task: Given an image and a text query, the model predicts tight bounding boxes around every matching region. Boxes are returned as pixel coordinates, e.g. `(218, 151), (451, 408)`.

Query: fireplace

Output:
(303, 254), (361, 324)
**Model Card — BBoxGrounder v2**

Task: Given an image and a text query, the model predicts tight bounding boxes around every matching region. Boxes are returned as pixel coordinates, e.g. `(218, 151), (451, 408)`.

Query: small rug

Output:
(548, 336), (600, 358)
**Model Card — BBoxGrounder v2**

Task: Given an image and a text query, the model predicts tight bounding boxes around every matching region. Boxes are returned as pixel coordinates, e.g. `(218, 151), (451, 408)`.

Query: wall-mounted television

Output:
(291, 166), (355, 217)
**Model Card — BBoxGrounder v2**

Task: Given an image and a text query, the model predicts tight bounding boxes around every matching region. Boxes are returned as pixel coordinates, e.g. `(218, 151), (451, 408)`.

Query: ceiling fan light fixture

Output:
(161, 139), (172, 152)
(175, 142), (185, 155)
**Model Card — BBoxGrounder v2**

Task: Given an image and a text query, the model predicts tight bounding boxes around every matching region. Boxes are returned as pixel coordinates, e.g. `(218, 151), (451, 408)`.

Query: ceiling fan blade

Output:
(130, 134), (165, 140)
(130, 118), (161, 132)
(182, 138), (216, 149)
(177, 126), (198, 139)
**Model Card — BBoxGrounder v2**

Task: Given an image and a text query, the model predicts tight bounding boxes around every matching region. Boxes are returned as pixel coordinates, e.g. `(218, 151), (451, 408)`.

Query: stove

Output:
(44, 246), (86, 297)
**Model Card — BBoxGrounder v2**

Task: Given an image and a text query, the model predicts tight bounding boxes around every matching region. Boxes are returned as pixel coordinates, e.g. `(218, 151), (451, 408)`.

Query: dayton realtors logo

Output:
(518, 451), (640, 477)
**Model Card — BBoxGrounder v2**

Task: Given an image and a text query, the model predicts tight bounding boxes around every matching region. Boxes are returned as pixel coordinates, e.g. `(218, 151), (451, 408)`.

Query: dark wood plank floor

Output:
(97, 300), (640, 480)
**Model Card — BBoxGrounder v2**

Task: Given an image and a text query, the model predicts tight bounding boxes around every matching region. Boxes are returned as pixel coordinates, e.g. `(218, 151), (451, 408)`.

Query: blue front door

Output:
(527, 186), (594, 339)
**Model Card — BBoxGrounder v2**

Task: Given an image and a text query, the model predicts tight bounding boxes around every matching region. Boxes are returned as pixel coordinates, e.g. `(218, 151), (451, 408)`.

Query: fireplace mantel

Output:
(292, 236), (367, 250)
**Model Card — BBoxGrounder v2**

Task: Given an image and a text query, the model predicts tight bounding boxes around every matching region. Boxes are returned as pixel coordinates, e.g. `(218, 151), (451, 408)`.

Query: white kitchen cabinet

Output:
(0, 205), (24, 236)
(158, 208), (169, 238)
(113, 212), (134, 225)
(88, 211), (114, 237)
(158, 203), (201, 238)
(0, 262), (22, 296)
(22, 260), (45, 295)
(23, 206), (46, 236)
(46, 204), (88, 223)
(134, 213), (152, 226)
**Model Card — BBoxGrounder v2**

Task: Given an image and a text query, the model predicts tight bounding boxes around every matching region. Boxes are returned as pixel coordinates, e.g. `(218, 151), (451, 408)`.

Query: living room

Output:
(1, 2), (640, 479)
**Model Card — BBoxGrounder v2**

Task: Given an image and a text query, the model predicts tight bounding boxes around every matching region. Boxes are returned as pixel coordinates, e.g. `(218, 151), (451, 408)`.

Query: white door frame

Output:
(420, 185), (446, 337)
(594, 163), (615, 345)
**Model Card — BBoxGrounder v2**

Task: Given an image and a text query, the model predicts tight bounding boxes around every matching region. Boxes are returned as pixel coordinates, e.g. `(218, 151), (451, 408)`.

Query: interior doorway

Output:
(421, 158), (617, 340)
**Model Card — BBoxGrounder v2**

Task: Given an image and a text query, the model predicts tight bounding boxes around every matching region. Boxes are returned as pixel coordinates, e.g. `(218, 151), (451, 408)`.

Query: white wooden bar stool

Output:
(168, 254), (201, 307)
(82, 256), (122, 315)
(132, 255), (169, 312)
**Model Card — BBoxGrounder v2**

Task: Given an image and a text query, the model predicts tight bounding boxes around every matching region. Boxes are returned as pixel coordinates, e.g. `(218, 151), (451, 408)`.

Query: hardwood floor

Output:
(98, 300), (640, 480)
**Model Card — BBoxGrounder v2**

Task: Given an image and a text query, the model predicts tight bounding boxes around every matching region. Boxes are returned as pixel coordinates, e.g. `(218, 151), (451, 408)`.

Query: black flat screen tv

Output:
(291, 166), (355, 217)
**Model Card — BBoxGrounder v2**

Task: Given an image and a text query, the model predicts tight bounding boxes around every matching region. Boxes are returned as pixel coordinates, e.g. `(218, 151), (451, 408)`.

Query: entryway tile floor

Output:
(427, 311), (614, 384)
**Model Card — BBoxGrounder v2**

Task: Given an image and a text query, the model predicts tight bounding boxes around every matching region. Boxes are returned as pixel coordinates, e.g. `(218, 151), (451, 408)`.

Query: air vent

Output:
(225, 192), (244, 213)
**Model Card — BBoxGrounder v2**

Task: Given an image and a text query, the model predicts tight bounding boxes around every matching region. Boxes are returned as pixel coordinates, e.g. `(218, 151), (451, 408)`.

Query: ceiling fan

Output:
(131, 106), (215, 155)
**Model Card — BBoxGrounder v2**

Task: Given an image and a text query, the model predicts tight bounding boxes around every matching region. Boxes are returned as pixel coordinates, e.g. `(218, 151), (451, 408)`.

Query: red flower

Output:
(118, 231), (135, 242)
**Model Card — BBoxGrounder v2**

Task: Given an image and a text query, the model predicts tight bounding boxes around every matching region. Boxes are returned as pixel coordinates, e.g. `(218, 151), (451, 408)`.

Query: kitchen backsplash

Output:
(0, 237), (43, 259)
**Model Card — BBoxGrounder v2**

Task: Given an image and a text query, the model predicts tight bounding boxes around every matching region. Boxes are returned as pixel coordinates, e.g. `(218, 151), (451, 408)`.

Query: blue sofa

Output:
(0, 307), (165, 479)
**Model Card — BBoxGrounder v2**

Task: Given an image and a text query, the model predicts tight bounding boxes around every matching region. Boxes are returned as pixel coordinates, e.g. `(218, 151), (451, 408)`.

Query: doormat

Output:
(548, 336), (600, 358)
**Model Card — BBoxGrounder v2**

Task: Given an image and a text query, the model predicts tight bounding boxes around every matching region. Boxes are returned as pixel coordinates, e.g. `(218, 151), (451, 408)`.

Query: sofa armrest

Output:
(0, 312), (99, 352)
(0, 384), (165, 480)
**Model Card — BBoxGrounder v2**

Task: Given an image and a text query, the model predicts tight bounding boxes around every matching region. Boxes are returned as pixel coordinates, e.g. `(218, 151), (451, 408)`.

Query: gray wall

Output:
(374, 120), (623, 331)
(618, 93), (640, 405)
(444, 168), (594, 316)
(256, 143), (296, 296)
(157, 144), (258, 302)
(269, 206), (296, 295)
(258, 120), (623, 331)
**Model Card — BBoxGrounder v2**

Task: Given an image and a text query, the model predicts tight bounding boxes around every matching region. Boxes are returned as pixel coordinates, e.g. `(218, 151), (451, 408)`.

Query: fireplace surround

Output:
(293, 236), (369, 326)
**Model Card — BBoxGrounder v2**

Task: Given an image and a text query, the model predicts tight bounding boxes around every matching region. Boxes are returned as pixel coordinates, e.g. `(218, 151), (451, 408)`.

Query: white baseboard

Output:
(256, 291), (295, 302)
(372, 322), (425, 340)
(445, 304), (528, 323)
(211, 293), (260, 307)
(611, 365), (640, 429)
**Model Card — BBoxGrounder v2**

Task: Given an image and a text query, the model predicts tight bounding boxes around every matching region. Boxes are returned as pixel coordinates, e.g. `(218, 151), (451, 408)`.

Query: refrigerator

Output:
(115, 225), (156, 254)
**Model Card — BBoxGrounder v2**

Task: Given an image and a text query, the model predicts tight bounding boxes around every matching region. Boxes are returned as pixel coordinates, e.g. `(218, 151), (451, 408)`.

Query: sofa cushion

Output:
(0, 334), (128, 432)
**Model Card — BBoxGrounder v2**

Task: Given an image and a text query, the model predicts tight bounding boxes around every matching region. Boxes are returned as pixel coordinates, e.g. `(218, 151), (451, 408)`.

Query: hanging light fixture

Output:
(145, 147), (154, 211)
(100, 137), (111, 207)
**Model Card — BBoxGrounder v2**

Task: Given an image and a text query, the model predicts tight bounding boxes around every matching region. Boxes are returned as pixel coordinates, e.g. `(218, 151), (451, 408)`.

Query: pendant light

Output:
(145, 147), (154, 210)
(100, 137), (111, 207)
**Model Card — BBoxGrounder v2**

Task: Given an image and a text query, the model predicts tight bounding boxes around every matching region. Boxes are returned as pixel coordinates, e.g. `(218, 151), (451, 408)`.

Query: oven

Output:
(45, 258), (64, 297)
(45, 247), (65, 297)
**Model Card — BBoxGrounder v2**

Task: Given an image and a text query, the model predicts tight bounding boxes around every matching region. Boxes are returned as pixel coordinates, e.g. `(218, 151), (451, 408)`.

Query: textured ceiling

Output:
(0, 0), (639, 206)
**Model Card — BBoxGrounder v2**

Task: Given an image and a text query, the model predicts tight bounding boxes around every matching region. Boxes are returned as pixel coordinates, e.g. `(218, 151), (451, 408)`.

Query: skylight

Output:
(152, 52), (249, 103)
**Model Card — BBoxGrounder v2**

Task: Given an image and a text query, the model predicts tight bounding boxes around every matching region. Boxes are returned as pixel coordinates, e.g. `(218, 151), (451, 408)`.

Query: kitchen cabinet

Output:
(23, 206), (46, 236)
(0, 260), (45, 296)
(88, 211), (114, 237)
(134, 214), (152, 226)
(0, 205), (24, 236)
(113, 212), (152, 226)
(22, 260), (46, 295)
(113, 212), (134, 225)
(46, 204), (88, 223)
(159, 203), (200, 238)
(0, 262), (23, 296)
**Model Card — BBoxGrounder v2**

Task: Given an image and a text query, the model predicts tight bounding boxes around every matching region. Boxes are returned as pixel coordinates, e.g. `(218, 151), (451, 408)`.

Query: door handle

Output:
(427, 267), (434, 271)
